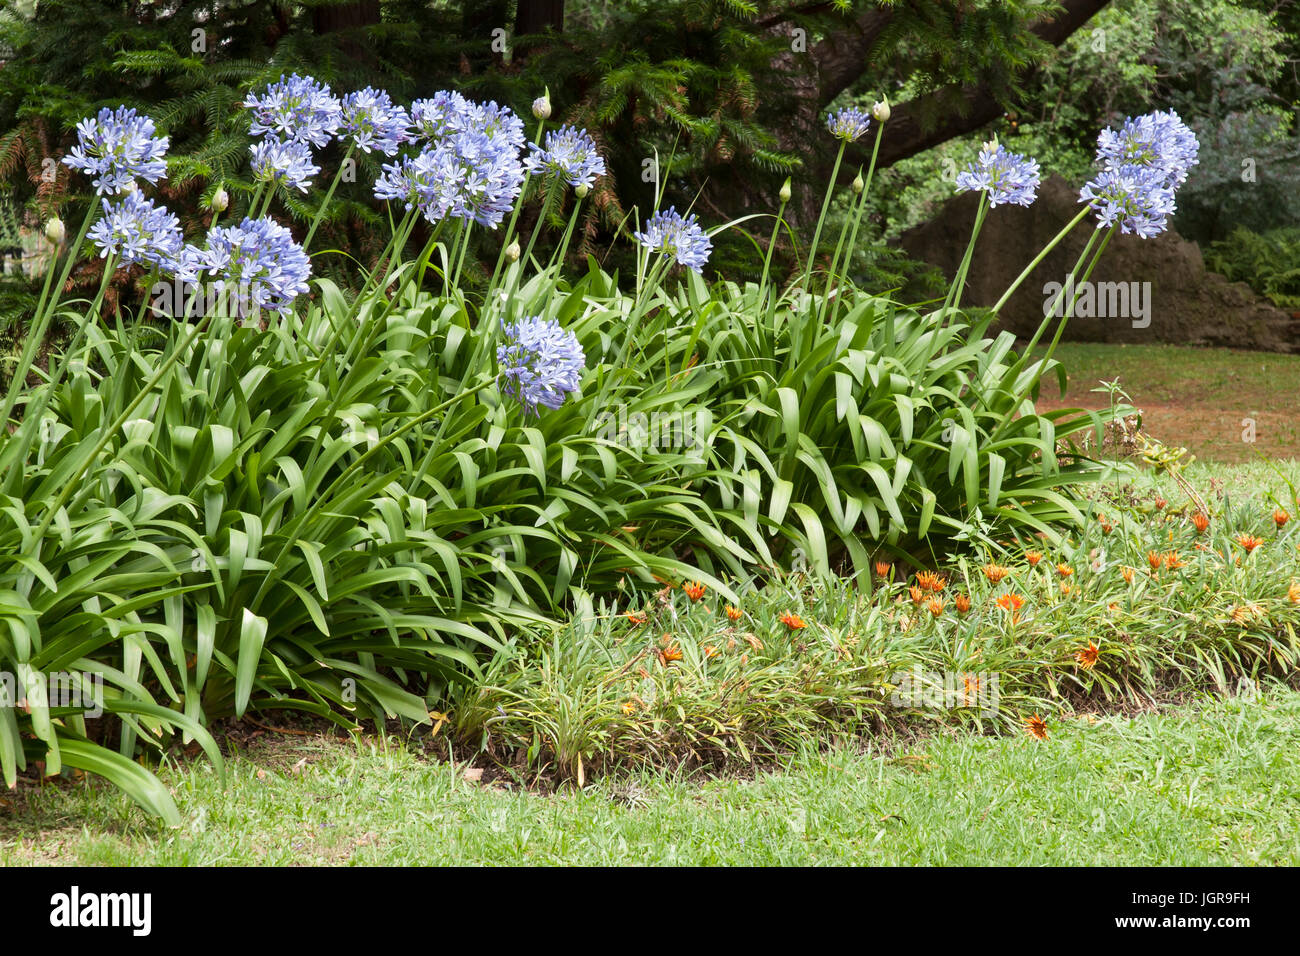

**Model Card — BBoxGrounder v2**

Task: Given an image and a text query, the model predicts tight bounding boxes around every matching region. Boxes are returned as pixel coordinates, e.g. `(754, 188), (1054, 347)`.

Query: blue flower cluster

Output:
(62, 107), (170, 196)
(826, 106), (872, 143)
(524, 125), (607, 189)
(250, 139), (320, 194)
(181, 218), (312, 316)
(1080, 110), (1200, 238)
(88, 191), (183, 270)
(244, 74), (342, 148)
(340, 87), (412, 157)
(497, 316), (586, 414)
(633, 207), (713, 273)
(955, 141), (1042, 208)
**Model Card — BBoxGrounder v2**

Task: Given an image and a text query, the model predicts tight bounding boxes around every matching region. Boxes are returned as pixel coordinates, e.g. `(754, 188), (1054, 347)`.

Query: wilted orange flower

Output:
(683, 581), (707, 601)
(1230, 603), (1265, 625)
(954, 593), (971, 614)
(926, 598), (944, 617)
(658, 643), (684, 665)
(622, 701), (636, 715)
(1121, 566), (1135, 584)
(1191, 511), (1210, 534)
(1057, 564), (1074, 578)
(1025, 550), (1043, 566)
(1147, 551), (1163, 571)
(625, 610), (648, 626)
(915, 570), (946, 592)
(1100, 517), (1113, 534)
(1075, 641), (1100, 670)
(725, 604), (743, 622)
(908, 585), (925, 604)
(1288, 582), (1300, 604)
(1154, 495), (1167, 511)
(996, 592), (1026, 624)
(983, 563), (1010, 584)
(875, 560), (892, 578)
(1274, 508), (1290, 529)
(1163, 551), (1186, 570)
(1024, 714), (1048, 740)
(780, 611), (807, 631)
(1060, 582), (1073, 596)
(744, 632), (764, 651)
(703, 645), (719, 659)
(1236, 533), (1264, 554)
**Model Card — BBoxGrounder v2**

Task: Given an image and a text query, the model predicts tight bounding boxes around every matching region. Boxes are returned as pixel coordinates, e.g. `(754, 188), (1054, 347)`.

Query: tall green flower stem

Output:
(801, 140), (847, 285)
(586, 255), (671, 427)
(942, 192), (990, 317)
(821, 124), (885, 324)
(302, 144), (356, 251)
(0, 200), (98, 429)
(483, 116), (548, 302)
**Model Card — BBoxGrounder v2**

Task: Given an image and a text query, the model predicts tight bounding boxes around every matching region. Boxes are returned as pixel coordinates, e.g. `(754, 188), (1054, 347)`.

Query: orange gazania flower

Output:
(1025, 550), (1043, 566)
(1024, 714), (1049, 740)
(1154, 495), (1167, 511)
(982, 563), (1011, 584)
(1288, 582), (1300, 604)
(874, 560), (893, 578)
(1147, 551), (1163, 572)
(1075, 641), (1100, 670)
(1121, 566), (1135, 584)
(625, 610), (648, 626)
(780, 611), (807, 631)
(1060, 582), (1073, 597)
(1236, 533), (1264, 554)
(915, 570), (946, 592)
(1056, 564), (1074, 578)
(725, 604), (743, 623)
(1100, 516), (1113, 534)
(1163, 551), (1186, 570)
(908, 585), (925, 604)
(996, 592), (1026, 624)
(658, 643), (684, 665)
(1191, 511), (1210, 534)
(1274, 508), (1290, 529)
(954, 593), (971, 615)
(683, 581), (707, 602)
(703, 645), (719, 659)
(926, 597), (944, 617)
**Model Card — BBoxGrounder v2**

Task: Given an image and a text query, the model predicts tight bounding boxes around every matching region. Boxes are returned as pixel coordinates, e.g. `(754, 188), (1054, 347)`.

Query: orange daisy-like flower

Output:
(1147, 551), (1162, 571)
(657, 643), (684, 665)
(1121, 566), (1135, 584)
(1060, 582), (1073, 597)
(926, 597), (944, 617)
(996, 592), (1026, 624)
(703, 645), (719, 659)
(725, 605), (743, 623)
(1236, 533), (1264, 554)
(683, 581), (707, 602)
(982, 563), (1011, 584)
(1154, 495), (1167, 511)
(1163, 551), (1186, 570)
(962, 674), (983, 704)
(908, 585), (925, 605)
(621, 701), (637, 715)
(1025, 550), (1043, 566)
(1024, 714), (1049, 740)
(1191, 511), (1210, 534)
(625, 610), (648, 626)
(1100, 517), (1113, 535)
(1056, 564), (1074, 578)
(1075, 641), (1100, 670)
(915, 570), (946, 592)
(1274, 508), (1290, 529)
(780, 611), (807, 631)
(874, 560), (893, 579)
(954, 593), (971, 615)
(1288, 582), (1300, 604)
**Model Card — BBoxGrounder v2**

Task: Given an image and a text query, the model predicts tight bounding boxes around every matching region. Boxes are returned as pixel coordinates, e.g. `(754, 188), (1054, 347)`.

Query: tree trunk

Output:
(516, 0), (565, 35)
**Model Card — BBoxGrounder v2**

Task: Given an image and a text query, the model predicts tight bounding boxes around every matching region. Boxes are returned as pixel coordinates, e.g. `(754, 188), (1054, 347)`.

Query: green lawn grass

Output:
(3, 686), (1297, 865)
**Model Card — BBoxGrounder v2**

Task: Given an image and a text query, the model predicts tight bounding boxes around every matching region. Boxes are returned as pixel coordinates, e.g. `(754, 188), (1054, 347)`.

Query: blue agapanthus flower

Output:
(955, 141), (1042, 207)
(186, 217), (311, 315)
(524, 125), (606, 189)
(374, 132), (524, 229)
(340, 87), (411, 156)
(411, 91), (474, 142)
(633, 206), (713, 273)
(244, 74), (342, 148)
(1078, 165), (1177, 238)
(826, 106), (872, 143)
(62, 107), (170, 196)
(250, 138), (320, 193)
(87, 190), (183, 269)
(497, 316), (586, 414)
(1096, 110), (1199, 189)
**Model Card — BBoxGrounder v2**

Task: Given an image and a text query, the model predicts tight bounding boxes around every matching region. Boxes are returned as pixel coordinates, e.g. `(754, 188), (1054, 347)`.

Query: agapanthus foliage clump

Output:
(497, 316), (586, 414)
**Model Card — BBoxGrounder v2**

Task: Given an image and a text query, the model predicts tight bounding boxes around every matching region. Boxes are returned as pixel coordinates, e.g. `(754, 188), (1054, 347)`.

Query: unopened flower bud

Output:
(210, 188), (229, 213)
(852, 172), (864, 194)
(532, 92), (551, 120)
(872, 98), (890, 123)
(575, 183), (590, 199)
(506, 240), (521, 262)
(44, 217), (65, 245)
(779, 177), (792, 204)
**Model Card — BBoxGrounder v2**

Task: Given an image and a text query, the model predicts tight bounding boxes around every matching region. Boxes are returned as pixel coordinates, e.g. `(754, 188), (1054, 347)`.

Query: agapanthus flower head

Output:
(633, 206), (713, 273)
(340, 87), (411, 156)
(497, 316), (586, 414)
(188, 217), (311, 315)
(244, 74), (342, 148)
(410, 90), (474, 142)
(826, 106), (872, 143)
(523, 125), (606, 189)
(955, 141), (1042, 207)
(374, 134), (523, 229)
(62, 106), (170, 196)
(250, 138), (320, 193)
(1078, 164), (1176, 238)
(87, 191), (183, 270)
(1096, 110), (1199, 189)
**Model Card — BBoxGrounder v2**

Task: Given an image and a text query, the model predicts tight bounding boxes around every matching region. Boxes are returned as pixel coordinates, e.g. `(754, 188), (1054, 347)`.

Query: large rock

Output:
(897, 174), (1300, 353)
